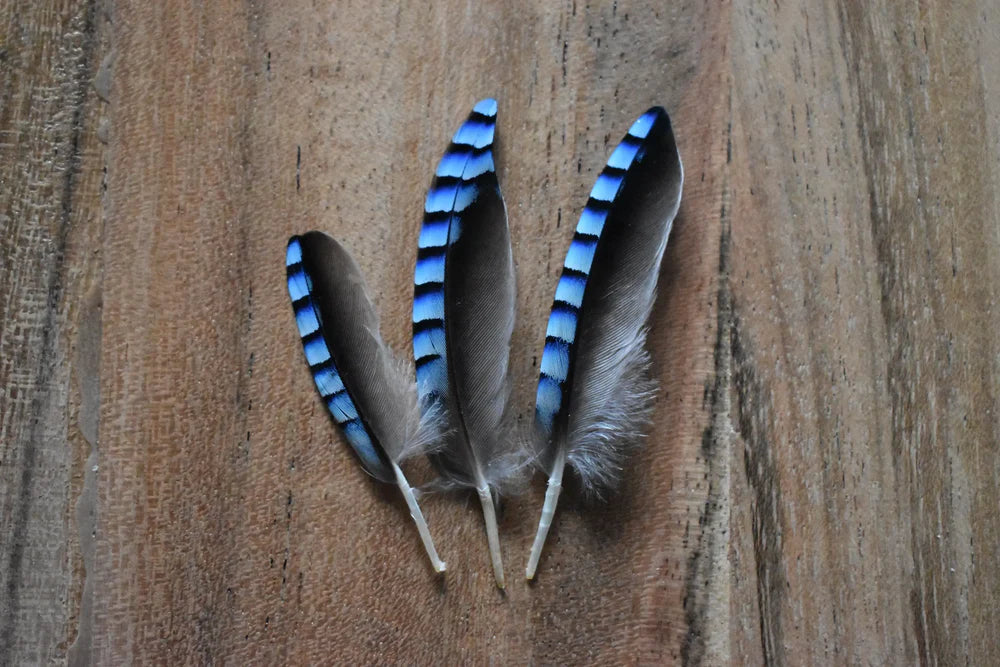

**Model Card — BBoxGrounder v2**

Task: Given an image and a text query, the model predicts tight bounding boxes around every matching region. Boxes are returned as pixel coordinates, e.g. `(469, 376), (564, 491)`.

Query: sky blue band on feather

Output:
(472, 98), (498, 116)
(413, 327), (446, 361)
(294, 305), (320, 336)
(607, 141), (641, 170)
(415, 356), (446, 394)
(313, 366), (345, 396)
(462, 152), (495, 179)
(287, 268), (311, 302)
(576, 207), (609, 237)
(413, 290), (445, 323)
(453, 182), (479, 212)
(327, 391), (359, 422)
(414, 253), (446, 286)
(418, 219), (451, 248)
(589, 172), (625, 202)
(341, 421), (385, 473)
(286, 238), (303, 264)
(412, 99), (499, 402)
(540, 340), (571, 380)
(628, 110), (658, 139)
(545, 308), (578, 343)
(453, 120), (495, 149)
(535, 376), (563, 431)
(302, 336), (331, 366)
(564, 237), (599, 273)
(425, 183), (460, 213)
(534, 107), (668, 432)
(554, 274), (587, 308)
(436, 151), (469, 178)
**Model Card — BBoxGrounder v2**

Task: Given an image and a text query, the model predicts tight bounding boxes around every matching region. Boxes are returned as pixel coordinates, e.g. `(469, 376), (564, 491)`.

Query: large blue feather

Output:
(411, 99), (517, 588)
(534, 108), (674, 437)
(527, 107), (683, 579)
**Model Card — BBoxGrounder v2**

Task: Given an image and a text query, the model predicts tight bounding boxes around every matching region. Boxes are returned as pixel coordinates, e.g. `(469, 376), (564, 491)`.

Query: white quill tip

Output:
(525, 451), (566, 580)
(392, 462), (446, 574)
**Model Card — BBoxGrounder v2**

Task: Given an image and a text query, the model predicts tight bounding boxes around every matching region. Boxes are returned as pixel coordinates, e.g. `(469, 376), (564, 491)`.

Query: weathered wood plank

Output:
(3, 0), (999, 664)
(92, 1), (730, 663)
(729, 3), (1000, 664)
(0, 0), (108, 663)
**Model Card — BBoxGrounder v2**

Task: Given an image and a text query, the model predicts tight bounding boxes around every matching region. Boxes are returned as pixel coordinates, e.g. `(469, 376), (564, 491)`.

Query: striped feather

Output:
(526, 107), (684, 579)
(412, 99), (518, 588)
(413, 98), (501, 401)
(286, 232), (446, 573)
(287, 239), (392, 479)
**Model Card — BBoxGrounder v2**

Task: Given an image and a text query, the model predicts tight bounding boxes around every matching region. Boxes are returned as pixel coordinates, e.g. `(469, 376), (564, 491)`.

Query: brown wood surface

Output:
(2, 1), (998, 664)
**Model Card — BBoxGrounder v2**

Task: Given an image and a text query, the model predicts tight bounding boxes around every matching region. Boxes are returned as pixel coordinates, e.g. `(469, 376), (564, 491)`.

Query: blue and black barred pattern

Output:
(286, 237), (392, 480)
(412, 98), (499, 400)
(535, 108), (666, 433)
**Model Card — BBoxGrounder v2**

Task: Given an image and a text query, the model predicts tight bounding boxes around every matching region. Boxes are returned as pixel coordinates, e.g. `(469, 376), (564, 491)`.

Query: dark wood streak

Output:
(732, 315), (787, 667)
(0, 1), (103, 662)
(682, 190), (732, 667)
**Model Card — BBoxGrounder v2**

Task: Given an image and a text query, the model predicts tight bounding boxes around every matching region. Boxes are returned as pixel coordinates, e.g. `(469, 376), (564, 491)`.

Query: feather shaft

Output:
(525, 449), (565, 580)
(477, 486), (505, 588)
(392, 461), (446, 573)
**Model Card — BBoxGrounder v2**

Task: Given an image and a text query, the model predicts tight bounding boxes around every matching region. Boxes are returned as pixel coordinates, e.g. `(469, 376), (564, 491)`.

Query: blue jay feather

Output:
(412, 98), (516, 489)
(413, 98), (502, 406)
(286, 232), (447, 572)
(287, 236), (394, 481)
(534, 108), (678, 444)
(527, 107), (683, 579)
(412, 99), (517, 587)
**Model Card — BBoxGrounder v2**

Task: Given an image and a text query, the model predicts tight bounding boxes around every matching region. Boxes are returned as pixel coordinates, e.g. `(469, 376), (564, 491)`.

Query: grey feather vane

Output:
(412, 99), (518, 588)
(287, 232), (446, 573)
(526, 107), (683, 579)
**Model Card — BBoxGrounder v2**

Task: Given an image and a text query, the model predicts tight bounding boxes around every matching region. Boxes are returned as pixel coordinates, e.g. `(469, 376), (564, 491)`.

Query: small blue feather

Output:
(285, 237), (393, 481)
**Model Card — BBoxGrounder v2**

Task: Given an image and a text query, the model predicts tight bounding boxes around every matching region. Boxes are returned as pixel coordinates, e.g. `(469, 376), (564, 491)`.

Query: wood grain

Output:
(1, 0), (997, 664)
(1, 1), (108, 663)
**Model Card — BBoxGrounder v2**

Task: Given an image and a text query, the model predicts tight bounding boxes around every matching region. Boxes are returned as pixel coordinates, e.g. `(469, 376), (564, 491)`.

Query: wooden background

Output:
(3, 0), (999, 664)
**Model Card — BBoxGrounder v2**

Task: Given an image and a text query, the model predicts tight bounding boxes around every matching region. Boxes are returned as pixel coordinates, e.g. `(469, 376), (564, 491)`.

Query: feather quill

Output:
(526, 107), (683, 579)
(412, 99), (517, 588)
(286, 232), (446, 573)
